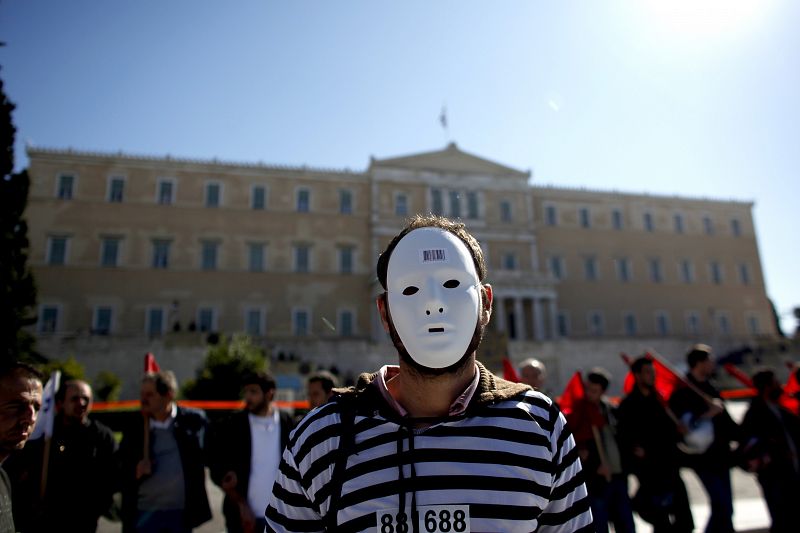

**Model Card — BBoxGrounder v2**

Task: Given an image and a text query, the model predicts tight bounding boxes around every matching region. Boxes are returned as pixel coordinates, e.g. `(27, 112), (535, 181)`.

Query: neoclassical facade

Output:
(24, 144), (776, 393)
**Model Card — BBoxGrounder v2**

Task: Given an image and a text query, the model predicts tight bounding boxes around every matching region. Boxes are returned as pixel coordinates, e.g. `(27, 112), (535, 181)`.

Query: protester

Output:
(306, 370), (339, 409)
(209, 372), (295, 533)
(118, 370), (211, 533)
(518, 357), (547, 391)
(668, 344), (739, 533)
(616, 356), (693, 533)
(566, 368), (635, 533)
(738, 368), (800, 533)
(0, 363), (42, 533)
(5, 379), (116, 532)
(266, 214), (592, 532)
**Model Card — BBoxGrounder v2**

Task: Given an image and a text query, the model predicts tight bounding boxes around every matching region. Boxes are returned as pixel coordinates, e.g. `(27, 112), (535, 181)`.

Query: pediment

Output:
(371, 143), (528, 178)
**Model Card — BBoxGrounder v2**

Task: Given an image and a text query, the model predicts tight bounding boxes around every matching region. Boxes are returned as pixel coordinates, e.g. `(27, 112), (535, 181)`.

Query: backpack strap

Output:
(324, 394), (357, 531)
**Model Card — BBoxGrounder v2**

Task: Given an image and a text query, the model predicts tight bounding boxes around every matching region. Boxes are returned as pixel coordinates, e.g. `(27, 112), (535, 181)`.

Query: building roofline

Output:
(532, 183), (754, 206)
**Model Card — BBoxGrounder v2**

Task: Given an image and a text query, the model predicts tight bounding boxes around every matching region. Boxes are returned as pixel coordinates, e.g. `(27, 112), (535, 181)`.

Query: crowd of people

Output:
(0, 214), (798, 533)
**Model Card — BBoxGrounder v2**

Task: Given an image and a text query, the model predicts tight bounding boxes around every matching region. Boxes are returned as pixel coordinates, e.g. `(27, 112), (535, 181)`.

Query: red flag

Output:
(144, 352), (160, 374)
(723, 363), (754, 388)
(558, 371), (584, 416)
(781, 363), (800, 415)
(502, 357), (520, 383)
(620, 352), (681, 401)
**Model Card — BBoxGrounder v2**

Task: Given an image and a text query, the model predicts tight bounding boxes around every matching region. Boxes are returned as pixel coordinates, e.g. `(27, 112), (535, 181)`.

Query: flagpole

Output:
(40, 437), (51, 500)
(646, 348), (715, 405)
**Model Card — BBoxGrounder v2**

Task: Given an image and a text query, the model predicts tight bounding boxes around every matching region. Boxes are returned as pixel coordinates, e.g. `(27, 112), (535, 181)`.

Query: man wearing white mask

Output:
(266, 215), (592, 533)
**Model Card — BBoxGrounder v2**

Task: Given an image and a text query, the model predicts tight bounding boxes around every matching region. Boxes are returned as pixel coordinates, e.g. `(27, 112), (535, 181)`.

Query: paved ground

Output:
(98, 401), (772, 533)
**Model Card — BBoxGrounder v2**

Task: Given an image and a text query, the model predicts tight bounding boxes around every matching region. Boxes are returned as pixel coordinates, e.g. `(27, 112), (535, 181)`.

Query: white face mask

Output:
(386, 227), (482, 369)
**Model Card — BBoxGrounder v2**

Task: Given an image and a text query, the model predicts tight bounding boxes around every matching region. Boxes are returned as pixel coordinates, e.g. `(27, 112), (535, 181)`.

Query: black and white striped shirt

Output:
(266, 363), (592, 532)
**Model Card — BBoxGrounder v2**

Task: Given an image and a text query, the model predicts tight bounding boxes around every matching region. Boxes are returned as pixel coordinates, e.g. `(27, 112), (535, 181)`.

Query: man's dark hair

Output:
(243, 371), (276, 393)
(308, 370), (338, 393)
(630, 356), (653, 375)
(55, 379), (89, 403)
(0, 361), (43, 383)
(142, 370), (178, 396)
(376, 214), (487, 290)
(686, 344), (712, 369)
(751, 368), (776, 394)
(586, 367), (611, 391)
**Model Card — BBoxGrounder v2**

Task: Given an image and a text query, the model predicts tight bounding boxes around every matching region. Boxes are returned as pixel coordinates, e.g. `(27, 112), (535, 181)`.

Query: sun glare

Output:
(641, 0), (768, 39)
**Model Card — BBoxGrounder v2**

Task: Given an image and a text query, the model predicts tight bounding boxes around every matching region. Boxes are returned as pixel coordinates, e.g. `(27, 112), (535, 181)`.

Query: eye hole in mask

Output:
(402, 286), (419, 296)
(443, 279), (460, 289)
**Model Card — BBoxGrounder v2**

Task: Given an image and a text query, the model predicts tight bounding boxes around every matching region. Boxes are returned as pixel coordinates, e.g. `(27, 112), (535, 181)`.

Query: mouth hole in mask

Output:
(429, 327), (444, 333)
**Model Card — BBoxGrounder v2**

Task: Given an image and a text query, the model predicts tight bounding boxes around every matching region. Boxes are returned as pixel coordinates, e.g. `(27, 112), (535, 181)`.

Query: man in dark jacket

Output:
(118, 370), (211, 533)
(5, 379), (116, 532)
(739, 368), (800, 533)
(209, 372), (294, 533)
(668, 344), (739, 533)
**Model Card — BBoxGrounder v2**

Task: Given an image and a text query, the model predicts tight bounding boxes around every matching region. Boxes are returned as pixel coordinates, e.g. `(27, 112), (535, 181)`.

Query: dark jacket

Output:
(208, 409), (295, 532)
(4, 415), (117, 532)
(0, 467), (14, 533)
(118, 406), (212, 532)
(739, 397), (800, 484)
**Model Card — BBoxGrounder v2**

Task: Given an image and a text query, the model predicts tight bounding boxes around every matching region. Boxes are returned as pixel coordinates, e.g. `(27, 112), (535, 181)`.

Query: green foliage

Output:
(182, 334), (268, 400)
(41, 355), (85, 382)
(94, 370), (123, 402)
(0, 72), (39, 364)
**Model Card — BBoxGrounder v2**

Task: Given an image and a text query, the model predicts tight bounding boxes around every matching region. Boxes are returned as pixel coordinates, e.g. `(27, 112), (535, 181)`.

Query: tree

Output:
(0, 68), (39, 364)
(182, 334), (268, 400)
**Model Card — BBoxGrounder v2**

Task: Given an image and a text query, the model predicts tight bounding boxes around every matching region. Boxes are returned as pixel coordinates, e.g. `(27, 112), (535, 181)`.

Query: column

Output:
(548, 298), (558, 339)
(513, 298), (524, 340)
(533, 298), (545, 341)
(494, 296), (506, 334)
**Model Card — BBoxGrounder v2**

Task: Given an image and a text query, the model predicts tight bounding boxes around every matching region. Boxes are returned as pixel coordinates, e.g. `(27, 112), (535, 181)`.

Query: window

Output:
(500, 200), (512, 223)
(157, 179), (175, 205)
(197, 307), (216, 332)
(245, 308), (264, 336)
(747, 315), (760, 335)
(623, 312), (638, 336)
(710, 261), (723, 285)
(152, 239), (171, 269)
(146, 307), (165, 337)
(339, 189), (353, 214)
(556, 312), (570, 337)
(252, 185), (266, 210)
(293, 309), (310, 336)
(93, 306), (113, 335)
(205, 182), (221, 208)
(679, 259), (694, 283)
(431, 188), (443, 215)
(731, 218), (741, 237)
(502, 252), (517, 271)
(584, 257), (598, 281)
(739, 263), (750, 285)
(612, 209), (623, 230)
(545, 205), (558, 226)
(47, 236), (68, 265)
(57, 174), (74, 199)
(449, 190), (461, 218)
(100, 237), (121, 267)
(201, 240), (219, 271)
(549, 256), (564, 280)
(339, 246), (354, 274)
(703, 216), (714, 235)
(296, 188), (310, 213)
(673, 213), (684, 234)
(588, 311), (604, 336)
(39, 305), (59, 333)
(248, 243), (265, 272)
(717, 313), (731, 335)
(649, 258), (663, 283)
(467, 192), (479, 219)
(616, 258), (631, 282)
(643, 212), (654, 232)
(108, 176), (125, 203)
(579, 207), (591, 228)
(339, 310), (354, 337)
(683, 312), (699, 335)
(655, 312), (670, 336)
(294, 245), (310, 273)
(395, 193), (408, 216)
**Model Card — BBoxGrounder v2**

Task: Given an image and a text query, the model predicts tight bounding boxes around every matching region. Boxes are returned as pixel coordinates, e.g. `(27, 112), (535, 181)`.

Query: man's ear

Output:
(480, 284), (493, 326)
(376, 293), (391, 332)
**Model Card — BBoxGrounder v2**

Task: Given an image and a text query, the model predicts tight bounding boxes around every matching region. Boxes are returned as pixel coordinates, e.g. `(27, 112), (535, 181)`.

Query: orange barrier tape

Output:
(93, 399), (311, 412)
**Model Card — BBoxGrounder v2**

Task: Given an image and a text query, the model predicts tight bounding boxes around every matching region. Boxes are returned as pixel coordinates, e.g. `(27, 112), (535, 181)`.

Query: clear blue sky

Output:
(2, 1), (798, 334)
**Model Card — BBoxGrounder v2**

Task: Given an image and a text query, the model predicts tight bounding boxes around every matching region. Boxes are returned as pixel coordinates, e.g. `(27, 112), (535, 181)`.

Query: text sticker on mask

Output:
(420, 249), (448, 263)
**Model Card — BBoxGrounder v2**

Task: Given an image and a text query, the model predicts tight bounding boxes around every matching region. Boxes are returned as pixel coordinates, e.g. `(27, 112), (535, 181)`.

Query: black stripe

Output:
(469, 502), (544, 520)
(265, 504), (323, 532)
(272, 482), (317, 510)
(538, 494), (591, 525)
(550, 465), (587, 501)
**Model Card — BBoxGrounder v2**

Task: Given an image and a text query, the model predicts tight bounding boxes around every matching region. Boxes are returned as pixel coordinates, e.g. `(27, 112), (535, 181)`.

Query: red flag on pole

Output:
(722, 362), (754, 388)
(620, 352), (681, 401)
(558, 371), (585, 416)
(502, 357), (520, 383)
(144, 352), (160, 374)
(781, 363), (800, 415)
